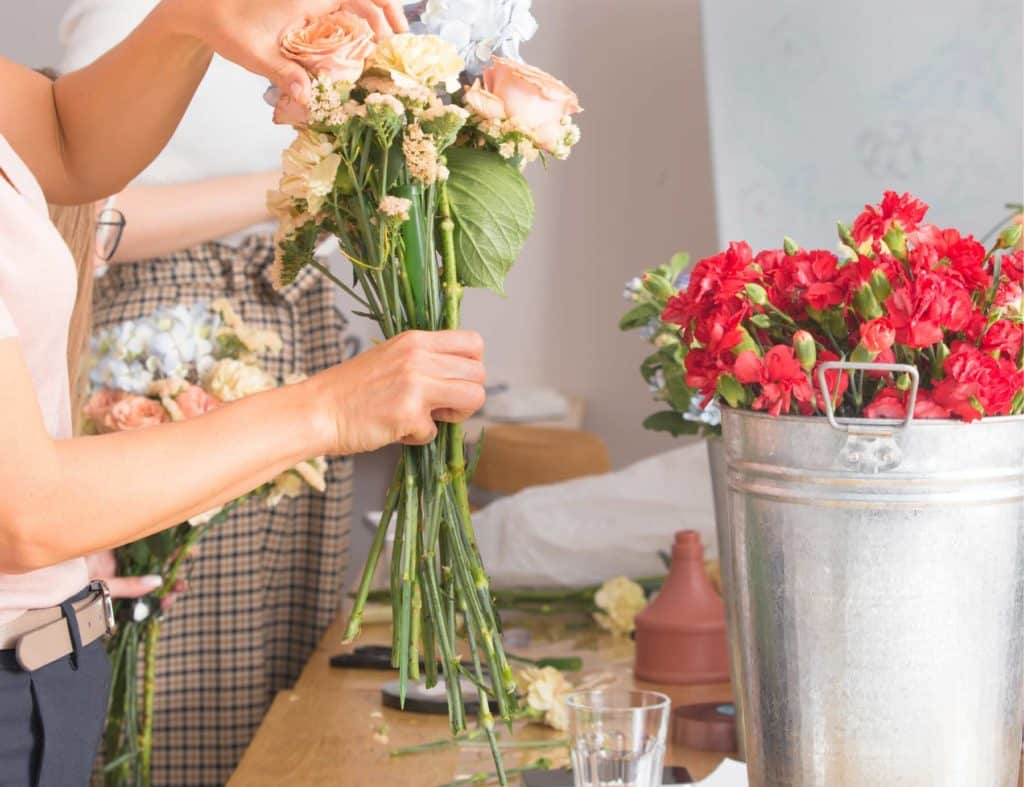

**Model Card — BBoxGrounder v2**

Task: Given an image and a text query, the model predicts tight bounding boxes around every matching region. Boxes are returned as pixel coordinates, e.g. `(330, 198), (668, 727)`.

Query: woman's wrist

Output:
(288, 375), (342, 459)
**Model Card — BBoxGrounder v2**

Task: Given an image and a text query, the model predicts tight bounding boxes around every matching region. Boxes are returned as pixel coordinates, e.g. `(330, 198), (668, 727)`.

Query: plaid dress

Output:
(92, 236), (353, 786)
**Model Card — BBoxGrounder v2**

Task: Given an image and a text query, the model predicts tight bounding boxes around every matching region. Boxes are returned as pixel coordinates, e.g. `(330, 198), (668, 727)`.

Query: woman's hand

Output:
(86, 550), (190, 610)
(164, 0), (409, 105)
(308, 330), (487, 455)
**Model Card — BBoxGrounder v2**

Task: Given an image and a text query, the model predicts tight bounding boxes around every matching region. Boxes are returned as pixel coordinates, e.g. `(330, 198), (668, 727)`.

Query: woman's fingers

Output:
(379, 0), (410, 33)
(425, 379), (487, 421)
(340, 0), (396, 38)
(105, 575), (163, 600)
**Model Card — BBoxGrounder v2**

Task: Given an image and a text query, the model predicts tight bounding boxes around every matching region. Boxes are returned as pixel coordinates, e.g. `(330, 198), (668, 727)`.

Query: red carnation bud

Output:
(853, 284), (883, 321)
(793, 330), (817, 371)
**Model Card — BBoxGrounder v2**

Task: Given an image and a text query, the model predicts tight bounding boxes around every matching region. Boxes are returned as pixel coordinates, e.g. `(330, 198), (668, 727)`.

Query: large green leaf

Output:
(445, 147), (535, 294)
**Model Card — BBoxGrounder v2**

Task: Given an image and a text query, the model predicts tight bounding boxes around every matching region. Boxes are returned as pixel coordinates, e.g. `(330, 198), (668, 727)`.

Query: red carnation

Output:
(770, 249), (846, 313)
(859, 317), (896, 354)
(864, 386), (952, 420)
(909, 225), (990, 291)
(886, 271), (973, 348)
(734, 345), (815, 416)
(852, 191), (929, 244)
(683, 313), (748, 403)
(932, 343), (1023, 421)
(965, 316), (1024, 363)
(812, 350), (850, 412)
(663, 241), (757, 335)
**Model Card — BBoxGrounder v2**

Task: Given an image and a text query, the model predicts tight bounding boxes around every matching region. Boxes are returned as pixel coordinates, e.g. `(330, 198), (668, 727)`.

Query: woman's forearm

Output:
(1, 364), (324, 574)
(0, 328), (487, 574)
(110, 172), (280, 263)
(1, 9), (213, 205)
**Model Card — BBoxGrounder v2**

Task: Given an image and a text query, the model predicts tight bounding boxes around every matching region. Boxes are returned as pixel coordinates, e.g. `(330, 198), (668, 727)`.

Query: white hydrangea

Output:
(412, 0), (538, 76)
(88, 303), (220, 394)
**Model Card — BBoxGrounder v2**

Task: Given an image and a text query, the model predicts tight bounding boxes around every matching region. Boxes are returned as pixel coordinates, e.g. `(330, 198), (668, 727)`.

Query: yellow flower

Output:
(516, 666), (574, 732)
(205, 359), (275, 402)
(369, 33), (464, 94)
(279, 129), (341, 215)
(266, 471), (306, 508)
(593, 576), (647, 637)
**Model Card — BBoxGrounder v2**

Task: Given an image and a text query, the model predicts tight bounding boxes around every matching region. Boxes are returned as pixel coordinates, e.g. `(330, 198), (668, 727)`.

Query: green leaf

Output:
(663, 363), (694, 412)
(716, 373), (747, 409)
(642, 411), (701, 437)
(444, 147), (535, 294)
(667, 252), (691, 279)
(619, 304), (659, 331)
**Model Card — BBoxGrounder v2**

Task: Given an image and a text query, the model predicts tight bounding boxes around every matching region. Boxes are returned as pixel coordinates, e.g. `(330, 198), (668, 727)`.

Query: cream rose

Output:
(369, 34), (464, 93)
(279, 129), (342, 215)
(516, 666), (574, 731)
(280, 11), (376, 83)
(593, 576), (647, 637)
(205, 359), (276, 402)
(104, 394), (169, 432)
(481, 57), (582, 153)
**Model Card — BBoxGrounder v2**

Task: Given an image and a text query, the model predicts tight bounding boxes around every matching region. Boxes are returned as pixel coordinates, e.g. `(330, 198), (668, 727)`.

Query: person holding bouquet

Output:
(58, 3), (360, 781)
(0, 2), (490, 786)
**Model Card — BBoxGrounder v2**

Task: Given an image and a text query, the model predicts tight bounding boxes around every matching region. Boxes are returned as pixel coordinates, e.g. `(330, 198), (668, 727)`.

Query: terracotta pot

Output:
(634, 530), (730, 684)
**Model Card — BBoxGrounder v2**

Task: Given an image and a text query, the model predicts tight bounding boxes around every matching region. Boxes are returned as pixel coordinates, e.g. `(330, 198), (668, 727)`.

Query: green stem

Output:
(436, 759), (554, 787)
(139, 618), (160, 787)
(345, 462), (403, 642)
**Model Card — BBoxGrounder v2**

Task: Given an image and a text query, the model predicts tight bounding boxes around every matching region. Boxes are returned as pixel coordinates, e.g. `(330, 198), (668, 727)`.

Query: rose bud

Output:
(793, 330), (817, 371)
(783, 236), (800, 256)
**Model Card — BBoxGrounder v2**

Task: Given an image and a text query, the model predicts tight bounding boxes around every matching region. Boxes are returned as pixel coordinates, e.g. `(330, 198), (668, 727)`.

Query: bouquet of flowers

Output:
(86, 299), (327, 786)
(266, 6), (580, 781)
(650, 192), (1022, 425)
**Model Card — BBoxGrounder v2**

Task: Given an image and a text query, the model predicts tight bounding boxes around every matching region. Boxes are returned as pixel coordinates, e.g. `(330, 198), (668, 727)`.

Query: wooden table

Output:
(231, 612), (734, 786)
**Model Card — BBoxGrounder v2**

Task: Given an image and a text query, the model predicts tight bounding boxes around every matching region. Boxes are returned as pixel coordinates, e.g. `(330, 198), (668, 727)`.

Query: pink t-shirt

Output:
(0, 132), (88, 625)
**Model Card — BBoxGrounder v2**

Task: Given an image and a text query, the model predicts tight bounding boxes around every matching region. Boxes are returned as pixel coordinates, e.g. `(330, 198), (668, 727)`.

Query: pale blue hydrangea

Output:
(410, 0), (538, 76)
(88, 302), (221, 393)
(622, 277), (644, 302)
(683, 397), (722, 428)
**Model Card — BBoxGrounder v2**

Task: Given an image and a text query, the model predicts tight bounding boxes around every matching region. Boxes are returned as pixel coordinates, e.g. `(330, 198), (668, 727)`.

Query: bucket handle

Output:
(816, 362), (920, 433)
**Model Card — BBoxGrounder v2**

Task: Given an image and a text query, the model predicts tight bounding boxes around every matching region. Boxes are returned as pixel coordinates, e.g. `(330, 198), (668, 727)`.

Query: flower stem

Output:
(139, 618), (160, 787)
(345, 462), (403, 643)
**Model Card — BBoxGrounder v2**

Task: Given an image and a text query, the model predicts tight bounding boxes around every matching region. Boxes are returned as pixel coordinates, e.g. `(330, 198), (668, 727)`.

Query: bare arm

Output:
(0, 330), (486, 573)
(110, 172), (280, 263)
(0, 0), (407, 206)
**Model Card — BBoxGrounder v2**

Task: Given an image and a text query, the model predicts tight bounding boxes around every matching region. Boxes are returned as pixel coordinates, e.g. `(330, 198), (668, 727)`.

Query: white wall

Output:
(702, 0), (1024, 249)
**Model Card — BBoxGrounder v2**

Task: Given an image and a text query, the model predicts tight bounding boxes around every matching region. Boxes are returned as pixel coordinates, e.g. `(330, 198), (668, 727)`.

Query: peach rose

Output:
(273, 92), (311, 126)
(175, 385), (222, 420)
(482, 57), (582, 153)
(463, 80), (506, 123)
(280, 11), (376, 83)
(105, 395), (169, 432)
(83, 389), (127, 431)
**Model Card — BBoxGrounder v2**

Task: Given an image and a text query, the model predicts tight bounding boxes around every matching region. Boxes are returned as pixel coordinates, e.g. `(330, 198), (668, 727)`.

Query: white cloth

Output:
(59, 0), (294, 245)
(474, 442), (717, 588)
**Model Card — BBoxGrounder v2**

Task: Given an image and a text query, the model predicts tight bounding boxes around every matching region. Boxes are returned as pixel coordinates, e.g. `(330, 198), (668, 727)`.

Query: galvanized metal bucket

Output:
(721, 362), (1024, 787)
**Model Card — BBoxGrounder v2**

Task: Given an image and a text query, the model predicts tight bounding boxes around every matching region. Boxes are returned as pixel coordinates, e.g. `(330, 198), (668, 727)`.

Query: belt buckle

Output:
(90, 580), (117, 636)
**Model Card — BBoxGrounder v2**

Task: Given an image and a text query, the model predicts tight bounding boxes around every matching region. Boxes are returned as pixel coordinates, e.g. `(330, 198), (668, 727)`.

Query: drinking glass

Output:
(567, 689), (671, 787)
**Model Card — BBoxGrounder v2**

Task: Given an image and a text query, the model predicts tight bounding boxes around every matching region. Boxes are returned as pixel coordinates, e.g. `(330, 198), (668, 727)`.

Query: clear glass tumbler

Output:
(567, 689), (671, 787)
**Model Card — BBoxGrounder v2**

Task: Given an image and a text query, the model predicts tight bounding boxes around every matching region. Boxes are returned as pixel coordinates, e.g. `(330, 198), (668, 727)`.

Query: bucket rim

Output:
(719, 407), (1024, 429)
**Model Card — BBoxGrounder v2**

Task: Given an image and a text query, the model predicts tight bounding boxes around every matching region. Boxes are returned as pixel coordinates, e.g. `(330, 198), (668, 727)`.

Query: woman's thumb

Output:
(106, 575), (163, 600)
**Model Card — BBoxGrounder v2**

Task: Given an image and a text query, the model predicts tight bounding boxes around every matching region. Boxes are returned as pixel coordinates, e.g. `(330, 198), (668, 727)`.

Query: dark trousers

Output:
(0, 591), (110, 787)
